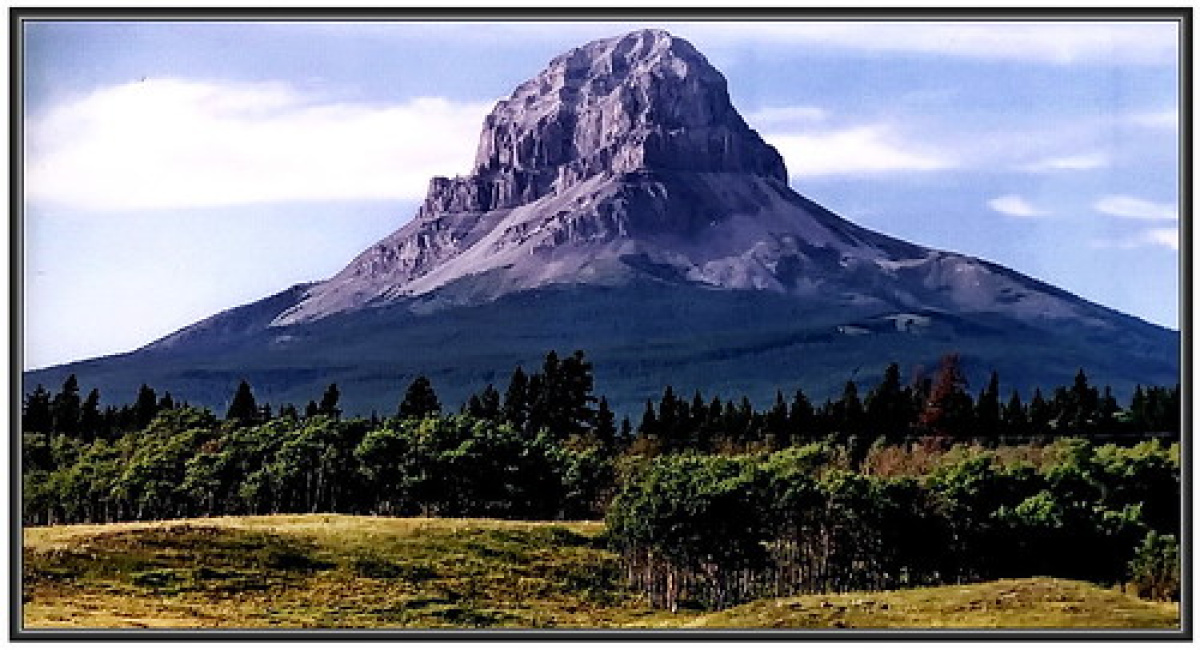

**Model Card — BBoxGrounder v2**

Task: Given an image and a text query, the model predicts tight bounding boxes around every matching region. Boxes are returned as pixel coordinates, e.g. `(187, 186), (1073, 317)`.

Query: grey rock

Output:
(271, 29), (1143, 336)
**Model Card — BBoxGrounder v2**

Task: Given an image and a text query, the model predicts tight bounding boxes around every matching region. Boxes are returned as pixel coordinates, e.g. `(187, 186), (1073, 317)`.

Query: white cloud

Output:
(1018, 152), (1109, 173)
(1091, 227), (1178, 251)
(988, 194), (1050, 218)
(1129, 109), (1179, 129)
(744, 105), (828, 128)
(766, 125), (954, 177)
(1094, 195), (1177, 221)
(24, 79), (493, 211)
(1143, 228), (1179, 250)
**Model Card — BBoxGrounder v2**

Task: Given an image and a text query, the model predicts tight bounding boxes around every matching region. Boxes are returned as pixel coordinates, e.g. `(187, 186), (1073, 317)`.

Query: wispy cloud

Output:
(1018, 152), (1109, 173)
(25, 79), (492, 211)
(1094, 194), (1177, 221)
(744, 105), (828, 129)
(1129, 109), (1179, 129)
(671, 21), (1177, 65)
(988, 194), (1050, 218)
(1092, 227), (1178, 251)
(766, 125), (954, 178)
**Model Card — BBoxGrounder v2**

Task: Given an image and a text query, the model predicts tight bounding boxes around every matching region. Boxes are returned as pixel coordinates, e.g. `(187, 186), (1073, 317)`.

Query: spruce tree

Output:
(79, 388), (103, 442)
(1028, 388), (1052, 435)
(788, 389), (814, 442)
(318, 383), (342, 419)
(1002, 389), (1028, 438)
(975, 371), (1002, 440)
(22, 384), (53, 434)
(51, 374), (82, 436)
(503, 366), (530, 430)
(398, 375), (441, 419)
(226, 380), (259, 425)
(133, 383), (159, 429)
(595, 397), (617, 448)
(866, 363), (912, 441)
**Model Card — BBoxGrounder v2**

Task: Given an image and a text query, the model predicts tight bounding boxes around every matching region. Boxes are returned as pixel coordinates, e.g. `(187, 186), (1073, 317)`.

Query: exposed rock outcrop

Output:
(271, 28), (1126, 331)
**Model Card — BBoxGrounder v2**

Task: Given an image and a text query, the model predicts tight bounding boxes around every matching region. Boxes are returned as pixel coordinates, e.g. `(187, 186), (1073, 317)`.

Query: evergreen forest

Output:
(21, 350), (1182, 610)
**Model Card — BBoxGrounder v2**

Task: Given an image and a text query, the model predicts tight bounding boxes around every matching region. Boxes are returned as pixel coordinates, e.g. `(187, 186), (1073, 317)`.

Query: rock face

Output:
(271, 28), (1122, 332)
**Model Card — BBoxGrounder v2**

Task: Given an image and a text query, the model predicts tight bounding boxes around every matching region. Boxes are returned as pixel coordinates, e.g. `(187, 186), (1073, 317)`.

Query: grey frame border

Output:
(8, 5), (1192, 642)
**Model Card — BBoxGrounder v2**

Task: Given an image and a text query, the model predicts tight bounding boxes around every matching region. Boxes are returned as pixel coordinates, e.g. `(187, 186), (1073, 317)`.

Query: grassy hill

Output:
(22, 514), (1179, 630)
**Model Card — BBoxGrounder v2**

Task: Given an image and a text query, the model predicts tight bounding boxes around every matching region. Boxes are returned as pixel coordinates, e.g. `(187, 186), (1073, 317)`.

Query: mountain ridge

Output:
(25, 28), (1179, 416)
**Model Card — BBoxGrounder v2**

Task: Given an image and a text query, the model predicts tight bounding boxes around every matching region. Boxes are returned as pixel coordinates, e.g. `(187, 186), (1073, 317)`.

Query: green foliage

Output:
(609, 440), (1179, 610)
(1127, 532), (1180, 601)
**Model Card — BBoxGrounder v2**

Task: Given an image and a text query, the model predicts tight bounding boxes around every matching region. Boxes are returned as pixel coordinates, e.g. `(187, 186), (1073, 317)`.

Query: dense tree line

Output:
(21, 350), (1181, 610)
(607, 440), (1180, 610)
(630, 355), (1179, 458)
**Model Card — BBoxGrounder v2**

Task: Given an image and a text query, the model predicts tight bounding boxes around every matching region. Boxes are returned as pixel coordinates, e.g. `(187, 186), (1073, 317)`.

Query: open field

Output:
(21, 514), (1180, 630)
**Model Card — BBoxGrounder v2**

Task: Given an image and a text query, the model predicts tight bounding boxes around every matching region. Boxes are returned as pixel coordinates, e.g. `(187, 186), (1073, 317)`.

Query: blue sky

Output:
(22, 20), (1182, 370)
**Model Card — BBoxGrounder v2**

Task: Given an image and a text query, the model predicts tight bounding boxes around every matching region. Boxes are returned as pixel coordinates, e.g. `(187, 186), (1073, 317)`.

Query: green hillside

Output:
(22, 515), (1178, 630)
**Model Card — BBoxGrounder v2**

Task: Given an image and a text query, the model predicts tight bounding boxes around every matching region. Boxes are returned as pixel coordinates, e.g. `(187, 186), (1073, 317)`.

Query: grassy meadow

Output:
(21, 514), (1179, 630)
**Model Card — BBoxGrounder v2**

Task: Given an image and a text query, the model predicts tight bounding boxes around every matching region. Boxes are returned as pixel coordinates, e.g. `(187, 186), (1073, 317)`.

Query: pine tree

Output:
(398, 375), (441, 419)
(51, 374), (82, 436)
(788, 389), (814, 442)
(833, 380), (864, 437)
(23, 384), (53, 434)
(1067, 369), (1099, 432)
(503, 366), (530, 430)
(1097, 386), (1119, 432)
(79, 388), (103, 442)
(226, 380), (259, 425)
(318, 383), (342, 420)
(133, 384), (159, 429)
(975, 371), (1002, 441)
(866, 362), (913, 441)
(595, 397), (617, 448)
(1028, 388), (1052, 435)
(619, 416), (633, 443)
(157, 391), (176, 411)
(1002, 389), (1028, 438)
(765, 390), (790, 449)
(637, 400), (659, 440)
(478, 384), (502, 420)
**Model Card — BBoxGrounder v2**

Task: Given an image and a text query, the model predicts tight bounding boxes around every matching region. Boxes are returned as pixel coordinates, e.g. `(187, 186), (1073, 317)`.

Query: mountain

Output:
(25, 29), (1179, 416)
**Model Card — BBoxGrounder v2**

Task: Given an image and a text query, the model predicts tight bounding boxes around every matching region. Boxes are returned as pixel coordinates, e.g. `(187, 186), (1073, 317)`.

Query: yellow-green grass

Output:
(690, 578), (1179, 629)
(22, 514), (1179, 630)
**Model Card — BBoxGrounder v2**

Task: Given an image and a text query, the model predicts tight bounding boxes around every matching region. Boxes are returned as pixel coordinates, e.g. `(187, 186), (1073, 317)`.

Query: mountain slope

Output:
(24, 29), (1179, 415)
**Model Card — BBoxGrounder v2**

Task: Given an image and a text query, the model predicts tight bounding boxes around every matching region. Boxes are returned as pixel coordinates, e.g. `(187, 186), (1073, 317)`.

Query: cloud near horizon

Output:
(1092, 228), (1178, 251)
(767, 125), (954, 178)
(1094, 194), (1178, 221)
(988, 194), (1050, 218)
(25, 79), (492, 211)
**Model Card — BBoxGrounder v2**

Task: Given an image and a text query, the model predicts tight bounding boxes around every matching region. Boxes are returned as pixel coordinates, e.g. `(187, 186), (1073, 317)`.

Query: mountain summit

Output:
(33, 29), (1177, 415)
(272, 29), (1114, 332)
(273, 29), (792, 324)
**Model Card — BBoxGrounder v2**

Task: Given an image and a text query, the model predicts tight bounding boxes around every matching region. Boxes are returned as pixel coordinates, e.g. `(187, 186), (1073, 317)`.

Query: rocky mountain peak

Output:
(417, 29), (787, 219)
